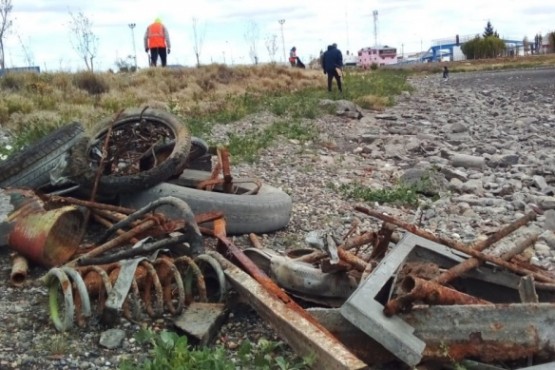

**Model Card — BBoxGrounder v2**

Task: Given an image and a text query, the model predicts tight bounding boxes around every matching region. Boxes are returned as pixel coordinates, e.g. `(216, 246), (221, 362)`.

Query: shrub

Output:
(72, 72), (110, 95)
(370, 63), (379, 70)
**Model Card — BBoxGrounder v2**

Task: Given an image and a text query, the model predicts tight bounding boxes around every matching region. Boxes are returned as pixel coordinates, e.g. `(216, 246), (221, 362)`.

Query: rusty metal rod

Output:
(435, 211), (538, 285)
(341, 231), (377, 251)
(355, 206), (555, 283)
(337, 249), (368, 272)
(249, 233), (264, 249)
(92, 213), (141, 245)
(65, 219), (157, 267)
(46, 195), (135, 215)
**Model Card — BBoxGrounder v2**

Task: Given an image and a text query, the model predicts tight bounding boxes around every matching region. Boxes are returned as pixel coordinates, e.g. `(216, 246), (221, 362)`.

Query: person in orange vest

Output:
(144, 18), (171, 67)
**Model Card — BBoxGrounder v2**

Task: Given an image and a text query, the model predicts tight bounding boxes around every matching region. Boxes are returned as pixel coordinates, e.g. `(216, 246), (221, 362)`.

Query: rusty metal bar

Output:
(370, 222), (395, 260)
(308, 305), (555, 366)
(65, 219), (157, 267)
(384, 276), (492, 316)
(249, 233), (264, 249)
(337, 249), (368, 272)
(218, 146), (233, 194)
(355, 206), (555, 283)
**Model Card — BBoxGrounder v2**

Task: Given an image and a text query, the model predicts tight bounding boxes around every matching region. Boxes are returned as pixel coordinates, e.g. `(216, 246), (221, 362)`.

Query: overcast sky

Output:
(5, 0), (555, 71)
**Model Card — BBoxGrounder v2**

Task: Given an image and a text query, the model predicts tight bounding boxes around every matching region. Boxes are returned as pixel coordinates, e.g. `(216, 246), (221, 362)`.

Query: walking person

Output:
(289, 47), (298, 67)
(322, 43), (344, 92)
(144, 18), (171, 67)
(442, 66), (449, 81)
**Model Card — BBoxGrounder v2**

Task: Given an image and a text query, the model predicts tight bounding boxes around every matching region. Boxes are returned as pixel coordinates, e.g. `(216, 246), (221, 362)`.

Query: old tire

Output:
(0, 122), (85, 189)
(119, 169), (292, 235)
(66, 108), (192, 195)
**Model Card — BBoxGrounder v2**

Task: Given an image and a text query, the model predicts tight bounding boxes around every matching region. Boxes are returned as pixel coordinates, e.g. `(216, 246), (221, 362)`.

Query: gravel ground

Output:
(1, 67), (555, 369)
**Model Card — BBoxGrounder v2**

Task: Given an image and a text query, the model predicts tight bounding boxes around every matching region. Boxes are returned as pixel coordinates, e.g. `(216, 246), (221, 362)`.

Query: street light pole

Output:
(128, 23), (137, 70)
(278, 19), (286, 64)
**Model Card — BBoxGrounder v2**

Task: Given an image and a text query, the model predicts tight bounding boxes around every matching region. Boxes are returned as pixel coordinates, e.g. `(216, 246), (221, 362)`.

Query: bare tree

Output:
(0, 0), (13, 70)
(244, 20), (259, 64)
(15, 32), (34, 66)
(191, 17), (206, 67)
(264, 34), (278, 62)
(68, 10), (98, 71)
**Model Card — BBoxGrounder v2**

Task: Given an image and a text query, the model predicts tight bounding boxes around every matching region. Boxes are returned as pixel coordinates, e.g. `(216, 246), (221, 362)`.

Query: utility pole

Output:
(372, 10), (378, 47)
(128, 23), (137, 70)
(278, 19), (286, 64)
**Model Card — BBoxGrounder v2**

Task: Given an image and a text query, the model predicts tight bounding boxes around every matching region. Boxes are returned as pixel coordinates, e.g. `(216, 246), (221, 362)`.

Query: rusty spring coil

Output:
(45, 254), (226, 332)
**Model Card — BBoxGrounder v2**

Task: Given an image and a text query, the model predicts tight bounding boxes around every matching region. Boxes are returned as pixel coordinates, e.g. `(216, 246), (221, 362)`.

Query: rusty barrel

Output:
(8, 205), (85, 267)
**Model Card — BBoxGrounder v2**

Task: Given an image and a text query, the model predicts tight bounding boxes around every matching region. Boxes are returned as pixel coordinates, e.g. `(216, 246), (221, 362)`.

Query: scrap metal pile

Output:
(1, 107), (555, 369)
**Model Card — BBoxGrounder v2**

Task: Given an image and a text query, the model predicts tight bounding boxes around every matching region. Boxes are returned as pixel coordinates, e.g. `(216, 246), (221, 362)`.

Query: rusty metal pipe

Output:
(10, 253), (29, 287)
(341, 231), (377, 251)
(384, 276), (492, 316)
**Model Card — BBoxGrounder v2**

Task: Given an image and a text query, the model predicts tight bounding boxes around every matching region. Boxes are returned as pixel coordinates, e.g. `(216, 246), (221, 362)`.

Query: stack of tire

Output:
(0, 108), (292, 235)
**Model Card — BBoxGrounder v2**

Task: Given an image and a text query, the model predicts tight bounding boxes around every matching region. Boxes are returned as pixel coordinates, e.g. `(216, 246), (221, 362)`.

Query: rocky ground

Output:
(1, 66), (555, 369)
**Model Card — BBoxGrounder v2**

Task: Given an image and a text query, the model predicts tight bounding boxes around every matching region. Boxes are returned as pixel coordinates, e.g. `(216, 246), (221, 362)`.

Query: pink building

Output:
(357, 45), (398, 68)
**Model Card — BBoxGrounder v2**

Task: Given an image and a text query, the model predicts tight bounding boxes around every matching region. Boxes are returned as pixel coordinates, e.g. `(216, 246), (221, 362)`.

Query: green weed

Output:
(336, 182), (420, 207)
(119, 329), (314, 370)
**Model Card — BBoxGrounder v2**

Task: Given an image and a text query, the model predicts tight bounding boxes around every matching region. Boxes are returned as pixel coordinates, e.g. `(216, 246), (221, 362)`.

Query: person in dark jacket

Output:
(322, 43), (343, 92)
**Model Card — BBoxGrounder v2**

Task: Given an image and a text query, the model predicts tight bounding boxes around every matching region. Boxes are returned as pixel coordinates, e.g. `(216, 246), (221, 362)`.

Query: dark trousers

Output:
(326, 69), (342, 92)
(150, 47), (167, 67)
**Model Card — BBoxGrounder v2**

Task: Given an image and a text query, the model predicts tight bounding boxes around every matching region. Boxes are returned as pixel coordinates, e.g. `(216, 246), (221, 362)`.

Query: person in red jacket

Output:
(144, 18), (171, 67)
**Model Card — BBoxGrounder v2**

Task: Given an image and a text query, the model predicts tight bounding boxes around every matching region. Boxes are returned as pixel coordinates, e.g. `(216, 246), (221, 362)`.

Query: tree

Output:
(264, 34), (278, 62)
(483, 21), (499, 38)
(244, 20), (259, 64)
(534, 33), (543, 54)
(68, 10), (98, 71)
(191, 17), (206, 67)
(0, 0), (13, 70)
(548, 32), (555, 53)
(523, 36), (530, 55)
(461, 35), (506, 59)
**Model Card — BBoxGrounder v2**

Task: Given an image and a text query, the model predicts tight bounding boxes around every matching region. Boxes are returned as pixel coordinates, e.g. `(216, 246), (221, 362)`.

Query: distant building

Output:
(0, 66), (40, 77)
(344, 50), (358, 67)
(357, 45), (398, 68)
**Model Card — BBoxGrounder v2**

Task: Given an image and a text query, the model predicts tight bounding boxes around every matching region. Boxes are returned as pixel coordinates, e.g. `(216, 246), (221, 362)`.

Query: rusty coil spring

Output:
(45, 254), (225, 332)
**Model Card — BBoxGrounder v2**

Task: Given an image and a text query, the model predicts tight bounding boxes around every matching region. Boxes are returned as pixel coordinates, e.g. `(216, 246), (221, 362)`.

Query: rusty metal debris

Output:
(45, 253), (224, 331)
(5, 118), (555, 370)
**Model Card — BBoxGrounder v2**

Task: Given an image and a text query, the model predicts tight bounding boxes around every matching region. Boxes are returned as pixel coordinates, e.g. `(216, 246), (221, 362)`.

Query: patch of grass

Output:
(41, 333), (71, 357)
(0, 120), (62, 158)
(341, 69), (413, 104)
(224, 119), (318, 163)
(353, 94), (390, 111)
(226, 129), (273, 163)
(119, 329), (314, 370)
(336, 182), (420, 207)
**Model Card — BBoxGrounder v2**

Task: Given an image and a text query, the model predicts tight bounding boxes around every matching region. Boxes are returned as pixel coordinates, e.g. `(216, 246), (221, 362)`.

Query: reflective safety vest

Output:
(147, 23), (166, 48)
